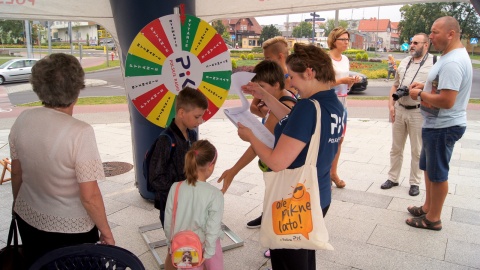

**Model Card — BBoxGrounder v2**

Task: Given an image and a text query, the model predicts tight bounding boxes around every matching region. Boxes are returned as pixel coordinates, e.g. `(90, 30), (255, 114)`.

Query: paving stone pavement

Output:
(0, 105), (480, 270)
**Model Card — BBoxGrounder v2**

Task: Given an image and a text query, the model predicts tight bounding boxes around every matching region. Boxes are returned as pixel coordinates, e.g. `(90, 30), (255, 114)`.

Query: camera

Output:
(392, 86), (409, 101)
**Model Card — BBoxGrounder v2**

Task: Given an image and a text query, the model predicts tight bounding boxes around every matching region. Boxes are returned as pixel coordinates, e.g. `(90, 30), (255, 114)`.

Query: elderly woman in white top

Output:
(9, 53), (114, 266)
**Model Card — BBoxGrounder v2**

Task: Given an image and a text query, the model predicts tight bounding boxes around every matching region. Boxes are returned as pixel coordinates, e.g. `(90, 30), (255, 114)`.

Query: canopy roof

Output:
(1, 0), (477, 56)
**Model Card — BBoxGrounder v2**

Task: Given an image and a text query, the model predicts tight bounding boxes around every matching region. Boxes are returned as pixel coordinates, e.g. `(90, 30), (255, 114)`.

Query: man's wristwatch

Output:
(418, 90), (423, 101)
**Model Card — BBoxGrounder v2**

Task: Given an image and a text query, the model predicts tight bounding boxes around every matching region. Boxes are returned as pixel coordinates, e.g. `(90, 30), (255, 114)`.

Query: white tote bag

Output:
(260, 99), (333, 250)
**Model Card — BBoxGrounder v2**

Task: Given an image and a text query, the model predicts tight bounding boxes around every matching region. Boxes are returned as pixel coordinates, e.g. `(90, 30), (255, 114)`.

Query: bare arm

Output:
(242, 82), (290, 120)
(388, 85), (397, 122)
(331, 76), (360, 89)
(218, 101), (290, 192)
(217, 146), (257, 193)
(249, 97), (265, 118)
(237, 123), (306, 172)
(409, 88), (458, 109)
(11, 159), (22, 213)
(79, 181), (115, 245)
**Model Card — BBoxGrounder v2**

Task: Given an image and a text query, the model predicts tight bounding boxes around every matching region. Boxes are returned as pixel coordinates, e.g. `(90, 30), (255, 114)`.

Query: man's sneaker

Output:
(246, 214), (262, 229)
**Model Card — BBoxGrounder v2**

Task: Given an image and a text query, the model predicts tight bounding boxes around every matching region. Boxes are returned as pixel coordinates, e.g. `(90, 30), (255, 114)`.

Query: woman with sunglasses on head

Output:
(239, 43), (344, 270)
(327, 26), (360, 189)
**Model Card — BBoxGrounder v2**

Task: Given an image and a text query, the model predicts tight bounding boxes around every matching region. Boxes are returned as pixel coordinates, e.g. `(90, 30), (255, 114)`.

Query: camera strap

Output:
(399, 52), (429, 88)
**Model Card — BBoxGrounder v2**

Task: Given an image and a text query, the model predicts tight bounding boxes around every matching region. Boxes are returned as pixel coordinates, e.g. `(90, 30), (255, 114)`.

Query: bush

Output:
(231, 59), (237, 69)
(247, 53), (254, 60)
(251, 47), (263, 53)
(355, 53), (362, 61)
(240, 54), (247, 60)
(362, 53), (369, 61)
(359, 69), (388, 79)
(232, 66), (255, 73)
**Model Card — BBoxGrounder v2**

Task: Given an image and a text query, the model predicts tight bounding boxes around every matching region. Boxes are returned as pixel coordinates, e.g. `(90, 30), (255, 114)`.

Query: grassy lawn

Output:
(0, 58), (14, 65)
(84, 60), (121, 72)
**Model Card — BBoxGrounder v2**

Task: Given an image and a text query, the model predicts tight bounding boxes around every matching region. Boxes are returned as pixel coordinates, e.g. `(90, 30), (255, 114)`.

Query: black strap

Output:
(279, 95), (297, 109)
(399, 53), (430, 87)
(7, 214), (19, 247)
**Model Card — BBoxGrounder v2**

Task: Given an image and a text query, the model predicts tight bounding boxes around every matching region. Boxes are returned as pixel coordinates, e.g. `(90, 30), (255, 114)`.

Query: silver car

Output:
(0, 58), (38, 85)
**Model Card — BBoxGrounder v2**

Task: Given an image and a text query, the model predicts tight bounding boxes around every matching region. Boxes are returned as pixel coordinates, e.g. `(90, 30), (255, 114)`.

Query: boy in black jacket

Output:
(149, 87), (208, 227)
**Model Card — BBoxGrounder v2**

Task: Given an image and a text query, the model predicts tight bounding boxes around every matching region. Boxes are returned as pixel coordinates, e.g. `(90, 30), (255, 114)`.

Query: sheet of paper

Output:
(224, 72), (275, 148)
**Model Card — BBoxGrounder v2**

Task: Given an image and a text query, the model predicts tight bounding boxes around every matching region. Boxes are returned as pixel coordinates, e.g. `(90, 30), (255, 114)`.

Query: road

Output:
(6, 69), (126, 105)
(3, 64), (480, 105)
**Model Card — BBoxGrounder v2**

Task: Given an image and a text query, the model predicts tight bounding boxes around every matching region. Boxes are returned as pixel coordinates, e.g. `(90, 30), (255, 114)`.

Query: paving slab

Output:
(1, 103), (480, 269)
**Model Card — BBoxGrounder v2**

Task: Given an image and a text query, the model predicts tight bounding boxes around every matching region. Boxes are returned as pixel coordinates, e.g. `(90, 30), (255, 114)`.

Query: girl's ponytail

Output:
(184, 140), (217, 186)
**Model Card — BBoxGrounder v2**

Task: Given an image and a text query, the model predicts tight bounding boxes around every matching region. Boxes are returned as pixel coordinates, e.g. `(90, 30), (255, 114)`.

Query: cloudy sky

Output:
(255, 5), (404, 25)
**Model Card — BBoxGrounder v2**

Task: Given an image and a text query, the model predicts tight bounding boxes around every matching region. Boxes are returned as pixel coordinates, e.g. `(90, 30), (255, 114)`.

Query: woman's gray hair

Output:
(30, 53), (85, 108)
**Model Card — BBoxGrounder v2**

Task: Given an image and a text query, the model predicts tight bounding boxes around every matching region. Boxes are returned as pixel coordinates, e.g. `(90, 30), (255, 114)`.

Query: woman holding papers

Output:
(218, 60), (296, 194)
(238, 43), (344, 270)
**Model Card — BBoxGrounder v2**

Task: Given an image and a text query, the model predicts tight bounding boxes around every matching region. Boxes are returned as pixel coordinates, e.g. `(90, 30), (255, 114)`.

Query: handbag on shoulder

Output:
(260, 99), (334, 250)
(0, 214), (27, 270)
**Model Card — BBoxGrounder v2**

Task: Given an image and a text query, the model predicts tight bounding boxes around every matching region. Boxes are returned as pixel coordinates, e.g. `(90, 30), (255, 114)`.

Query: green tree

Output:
(320, 19), (349, 37)
(212, 20), (227, 35)
(221, 31), (232, 45)
(259, 25), (282, 44)
(0, 20), (24, 44)
(399, 2), (480, 43)
(292, 22), (312, 38)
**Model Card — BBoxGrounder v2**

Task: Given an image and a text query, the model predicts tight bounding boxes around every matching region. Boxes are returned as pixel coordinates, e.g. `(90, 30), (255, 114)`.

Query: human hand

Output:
(217, 169), (237, 193)
(237, 122), (254, 142)
(354, 75), (361, 83)
(256, 101), (269, 117)
(242, 82), (267, 100)
(409, 82), (424, 90)
(389, 106), (395, 123)
(99, 232), (115, 245)
(409, 88), (422, 100)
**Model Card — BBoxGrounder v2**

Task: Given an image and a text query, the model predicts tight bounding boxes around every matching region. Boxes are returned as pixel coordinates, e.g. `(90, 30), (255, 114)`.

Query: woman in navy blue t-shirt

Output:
(239, 43), (345, 270)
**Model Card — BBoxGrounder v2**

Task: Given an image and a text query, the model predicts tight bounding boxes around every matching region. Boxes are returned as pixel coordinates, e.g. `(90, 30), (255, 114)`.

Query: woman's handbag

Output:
(0, 214), (27, 270)
(260, 99), (334, 250)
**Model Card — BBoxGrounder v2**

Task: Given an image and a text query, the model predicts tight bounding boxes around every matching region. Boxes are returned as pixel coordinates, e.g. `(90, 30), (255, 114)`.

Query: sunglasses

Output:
(410, 41), (426, 45)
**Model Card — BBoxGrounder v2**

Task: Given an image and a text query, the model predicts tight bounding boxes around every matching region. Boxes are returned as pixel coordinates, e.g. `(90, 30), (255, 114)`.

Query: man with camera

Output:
(381, 33), (435, 196)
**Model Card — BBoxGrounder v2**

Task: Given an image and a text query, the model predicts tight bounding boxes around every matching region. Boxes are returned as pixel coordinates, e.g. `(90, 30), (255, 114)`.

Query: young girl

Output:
(164, 140), (224, 270)
(386, 54), (397, 81)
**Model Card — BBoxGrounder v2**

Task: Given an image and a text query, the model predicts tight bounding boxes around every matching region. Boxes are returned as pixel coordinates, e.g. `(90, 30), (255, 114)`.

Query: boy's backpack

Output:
(143, 129), (176, 192)
(170, 181), (204, 269)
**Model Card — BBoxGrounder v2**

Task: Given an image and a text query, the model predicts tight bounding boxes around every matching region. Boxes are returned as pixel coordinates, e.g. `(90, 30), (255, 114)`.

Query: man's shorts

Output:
(419, 126), (466, 182)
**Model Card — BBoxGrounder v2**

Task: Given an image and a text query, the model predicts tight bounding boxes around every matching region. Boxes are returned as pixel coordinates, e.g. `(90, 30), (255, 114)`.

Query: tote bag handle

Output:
(304, 99), (322, 166)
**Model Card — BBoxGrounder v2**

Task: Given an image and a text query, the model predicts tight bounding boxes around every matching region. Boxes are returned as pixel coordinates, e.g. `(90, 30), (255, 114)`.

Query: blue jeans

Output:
(419, 126), (466, 182)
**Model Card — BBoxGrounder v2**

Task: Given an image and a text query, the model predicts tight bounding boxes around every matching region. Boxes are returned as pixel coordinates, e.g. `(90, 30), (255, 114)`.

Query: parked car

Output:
(0, 58), (38, 85)
(349, 71), (368, 94)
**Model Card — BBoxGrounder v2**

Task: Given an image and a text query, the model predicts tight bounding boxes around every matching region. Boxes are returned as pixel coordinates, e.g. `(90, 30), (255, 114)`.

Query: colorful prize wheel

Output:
(125, 14), (232, 127)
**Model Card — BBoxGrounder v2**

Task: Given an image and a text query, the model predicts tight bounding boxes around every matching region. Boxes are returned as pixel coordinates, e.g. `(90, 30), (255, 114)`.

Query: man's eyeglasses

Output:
(410, 41), (426, 45)
(337, 38), (350, 42)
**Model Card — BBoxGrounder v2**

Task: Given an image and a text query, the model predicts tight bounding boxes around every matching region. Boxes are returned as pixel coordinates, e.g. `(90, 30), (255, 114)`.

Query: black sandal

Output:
(407, 206), (427, 217)
(406, 216), (442, 231)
